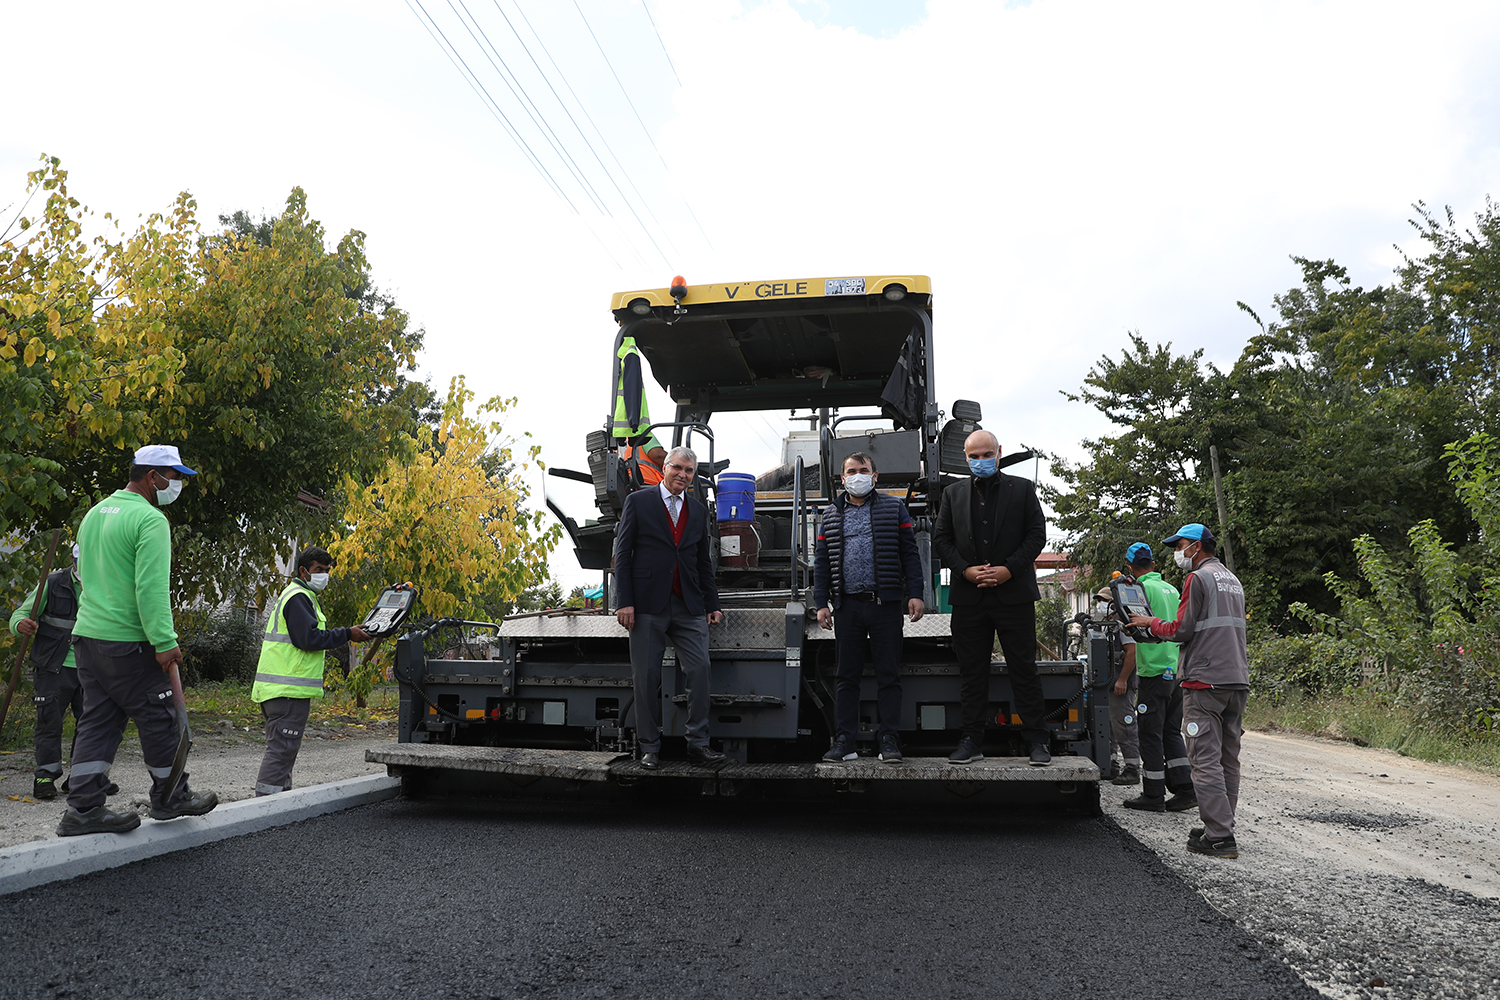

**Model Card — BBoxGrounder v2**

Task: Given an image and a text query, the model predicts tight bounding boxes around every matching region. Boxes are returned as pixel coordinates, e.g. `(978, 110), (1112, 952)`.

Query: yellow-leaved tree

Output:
(327, 376), (560, 698)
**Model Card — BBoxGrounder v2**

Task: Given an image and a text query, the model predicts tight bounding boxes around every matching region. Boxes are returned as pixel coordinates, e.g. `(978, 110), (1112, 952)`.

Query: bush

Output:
(1248, 633), (1362, 705)
(175, 606), (263, 685)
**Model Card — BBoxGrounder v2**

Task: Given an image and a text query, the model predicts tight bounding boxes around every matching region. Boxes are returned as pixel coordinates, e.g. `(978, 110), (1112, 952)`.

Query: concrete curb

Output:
(0, 772), (402, 896)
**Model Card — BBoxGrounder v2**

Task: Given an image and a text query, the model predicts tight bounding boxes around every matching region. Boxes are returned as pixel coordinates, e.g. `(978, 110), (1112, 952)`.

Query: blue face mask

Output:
(968, 456), (998, 478)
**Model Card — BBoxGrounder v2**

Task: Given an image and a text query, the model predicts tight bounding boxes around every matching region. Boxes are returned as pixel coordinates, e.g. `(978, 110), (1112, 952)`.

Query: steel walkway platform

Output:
(367, 745), (1100, 784)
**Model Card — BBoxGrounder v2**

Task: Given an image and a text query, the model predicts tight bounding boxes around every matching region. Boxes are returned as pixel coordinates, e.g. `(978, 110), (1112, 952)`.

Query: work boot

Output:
(1029, 742), (1051, 766)
(57, 805), (142, 837)
(149, 787), (219, 821)
(1111, 763), (1141, 786)
(1165, 791), (1199, 812)
(1107, 757), (1123, 781)
(1123, 794), (1166, 812)
(33, 776), (57, 800)
(1187, 831), (1239, 859)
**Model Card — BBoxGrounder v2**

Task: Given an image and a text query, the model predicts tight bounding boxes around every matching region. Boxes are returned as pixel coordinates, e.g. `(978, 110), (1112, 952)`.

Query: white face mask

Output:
(843, 473), (875, 497)
(306, 572), (331, 592)
(1173, 546), (1195, 570)
(155, 476), (183, 506)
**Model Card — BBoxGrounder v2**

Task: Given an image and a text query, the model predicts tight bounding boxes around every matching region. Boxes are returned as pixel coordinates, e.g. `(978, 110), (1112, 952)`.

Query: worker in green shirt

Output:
(1120, 542), (1197, 813)
(57, 444), (219, 837)
(8, 543), (117, 800)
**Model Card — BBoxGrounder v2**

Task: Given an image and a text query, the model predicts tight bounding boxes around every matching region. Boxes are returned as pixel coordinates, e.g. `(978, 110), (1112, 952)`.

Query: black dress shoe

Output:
(640, 752), (660, 770)
(684, 744), (726, 766)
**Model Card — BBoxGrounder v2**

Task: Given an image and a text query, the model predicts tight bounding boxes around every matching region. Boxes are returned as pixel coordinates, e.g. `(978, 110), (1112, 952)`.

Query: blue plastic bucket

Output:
(717, 472), (757, 522)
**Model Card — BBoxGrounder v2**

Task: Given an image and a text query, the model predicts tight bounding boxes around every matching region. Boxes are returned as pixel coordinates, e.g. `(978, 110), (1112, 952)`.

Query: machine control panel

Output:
(359, 584), (418, 638)
(1109, 578), (1161, 643)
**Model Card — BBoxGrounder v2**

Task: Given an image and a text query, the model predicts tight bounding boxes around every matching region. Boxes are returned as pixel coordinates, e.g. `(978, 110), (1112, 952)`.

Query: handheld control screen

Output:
(1109, 578), (1161, 643)
(358, 584), (418, 638)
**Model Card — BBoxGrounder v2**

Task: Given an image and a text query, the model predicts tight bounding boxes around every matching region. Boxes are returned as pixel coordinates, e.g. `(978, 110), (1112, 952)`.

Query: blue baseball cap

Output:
(1125, 542), (1153, 563)
(1162, 523), (1214, 546)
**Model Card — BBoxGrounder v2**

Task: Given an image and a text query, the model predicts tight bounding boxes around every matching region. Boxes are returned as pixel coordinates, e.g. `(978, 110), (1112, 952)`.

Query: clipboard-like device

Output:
(358, 584), (418, 638)
(1108, 577), (1161, 643)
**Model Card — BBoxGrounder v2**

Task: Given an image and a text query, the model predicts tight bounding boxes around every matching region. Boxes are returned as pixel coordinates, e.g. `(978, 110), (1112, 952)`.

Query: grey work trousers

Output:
(68, 637), (184, 812)
(32, 666), (84, 779)
(1183, 687), (1248, 841)
(255, 696), (313, 795)
(629, 594), (712, 753)
(1109, 671), (1139, 763)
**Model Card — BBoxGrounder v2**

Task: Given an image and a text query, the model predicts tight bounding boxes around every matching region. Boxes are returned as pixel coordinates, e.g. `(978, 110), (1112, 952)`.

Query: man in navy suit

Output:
(614, 446), (726, 769)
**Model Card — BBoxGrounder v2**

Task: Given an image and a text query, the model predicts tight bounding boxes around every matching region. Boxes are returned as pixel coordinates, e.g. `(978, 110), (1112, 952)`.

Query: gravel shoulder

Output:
(1104, 729), (1500, 1000)
(0, 721), (395, 849)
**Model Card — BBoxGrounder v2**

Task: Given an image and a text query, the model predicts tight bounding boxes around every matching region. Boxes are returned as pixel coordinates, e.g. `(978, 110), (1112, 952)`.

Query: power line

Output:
(406, 0), (576, 211)
(448, 0), (610, 216)
(490, 0), (673, 267)
(512, 0), (681, 260)
(640, 1), (681, 87)
(406, 0), (627, 268)
(570, 0), (713, 249)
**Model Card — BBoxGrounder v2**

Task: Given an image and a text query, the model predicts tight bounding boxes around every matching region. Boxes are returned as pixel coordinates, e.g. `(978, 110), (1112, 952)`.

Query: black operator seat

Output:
(939, 399), (983, 475)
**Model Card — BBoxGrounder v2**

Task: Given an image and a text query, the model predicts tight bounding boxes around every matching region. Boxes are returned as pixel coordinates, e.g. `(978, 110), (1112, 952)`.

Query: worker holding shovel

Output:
(58, 445), (219, 836)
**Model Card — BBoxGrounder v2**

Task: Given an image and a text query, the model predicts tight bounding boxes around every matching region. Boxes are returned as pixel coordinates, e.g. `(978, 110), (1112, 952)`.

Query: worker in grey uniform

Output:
(251, 546), (370, 795)
(1129, 523), (1248, 859)
(8, 544), (116, 800)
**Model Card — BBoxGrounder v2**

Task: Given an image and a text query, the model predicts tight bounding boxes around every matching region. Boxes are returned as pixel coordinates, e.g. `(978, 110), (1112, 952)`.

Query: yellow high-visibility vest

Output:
(611, 337), (651, 440)
(251, 580), (327, 702)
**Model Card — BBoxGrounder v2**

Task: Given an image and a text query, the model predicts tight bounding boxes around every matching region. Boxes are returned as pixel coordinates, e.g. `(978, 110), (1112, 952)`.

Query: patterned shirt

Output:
(841, 500), (876, 593)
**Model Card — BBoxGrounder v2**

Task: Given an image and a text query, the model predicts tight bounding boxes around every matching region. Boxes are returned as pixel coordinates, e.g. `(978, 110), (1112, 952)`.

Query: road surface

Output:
(0, 795), (1314, 1000)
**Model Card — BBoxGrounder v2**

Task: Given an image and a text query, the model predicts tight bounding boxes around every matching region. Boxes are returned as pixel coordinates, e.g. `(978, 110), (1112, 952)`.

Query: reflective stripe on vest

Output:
(39, 615), (76, 629)
(1193, 566), (1247, 632)
(611, 338), (651, 438)
(251, 580), (327, 703)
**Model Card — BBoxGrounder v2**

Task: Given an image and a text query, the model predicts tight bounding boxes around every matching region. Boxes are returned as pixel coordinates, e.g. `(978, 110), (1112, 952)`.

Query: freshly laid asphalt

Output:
(0, 796), (1318, 1000)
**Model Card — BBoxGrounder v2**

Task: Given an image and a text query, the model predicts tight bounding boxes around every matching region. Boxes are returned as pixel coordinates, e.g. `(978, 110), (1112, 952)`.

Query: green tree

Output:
(1, 156), (425, 609)
(326, 377), (560, 699)
(1042, 333), (1211, 592)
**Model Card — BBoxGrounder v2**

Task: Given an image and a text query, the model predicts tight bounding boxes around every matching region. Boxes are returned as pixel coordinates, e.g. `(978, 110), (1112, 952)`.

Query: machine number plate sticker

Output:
(825, 277), (865, 295)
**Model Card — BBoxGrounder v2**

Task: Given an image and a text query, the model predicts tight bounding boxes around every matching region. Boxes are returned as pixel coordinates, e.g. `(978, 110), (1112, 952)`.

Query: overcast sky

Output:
(5, 0), (1499, 591)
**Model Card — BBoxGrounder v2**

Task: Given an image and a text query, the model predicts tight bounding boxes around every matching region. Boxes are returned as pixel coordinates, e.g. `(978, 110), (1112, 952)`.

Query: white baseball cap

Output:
(133, 444), (197, 475)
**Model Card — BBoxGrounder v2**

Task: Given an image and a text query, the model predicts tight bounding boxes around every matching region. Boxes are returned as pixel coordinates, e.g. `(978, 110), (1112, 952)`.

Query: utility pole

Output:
(1209, 444), (1235, 573)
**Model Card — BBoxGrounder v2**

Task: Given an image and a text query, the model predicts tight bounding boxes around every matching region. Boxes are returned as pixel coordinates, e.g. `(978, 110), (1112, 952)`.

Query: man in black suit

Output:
(614, 446), (726, 769)
(933, 430), (1051, 766)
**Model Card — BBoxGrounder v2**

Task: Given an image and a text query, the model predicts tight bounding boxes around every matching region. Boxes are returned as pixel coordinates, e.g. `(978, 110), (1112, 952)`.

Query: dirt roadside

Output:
(0, 720), (395, 849)
(1104, 730), (1500, 1000)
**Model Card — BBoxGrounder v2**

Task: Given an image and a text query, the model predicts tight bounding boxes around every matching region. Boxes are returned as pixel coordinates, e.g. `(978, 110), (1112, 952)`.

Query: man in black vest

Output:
(934, 430), (1051, 765)
(812, 452), (926, 763)
(614, 446), (726, 769)
(7, 544), (116, 800)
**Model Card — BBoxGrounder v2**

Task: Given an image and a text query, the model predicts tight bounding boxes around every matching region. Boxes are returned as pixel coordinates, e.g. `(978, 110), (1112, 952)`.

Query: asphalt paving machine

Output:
(370, 275), (1113, 810)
